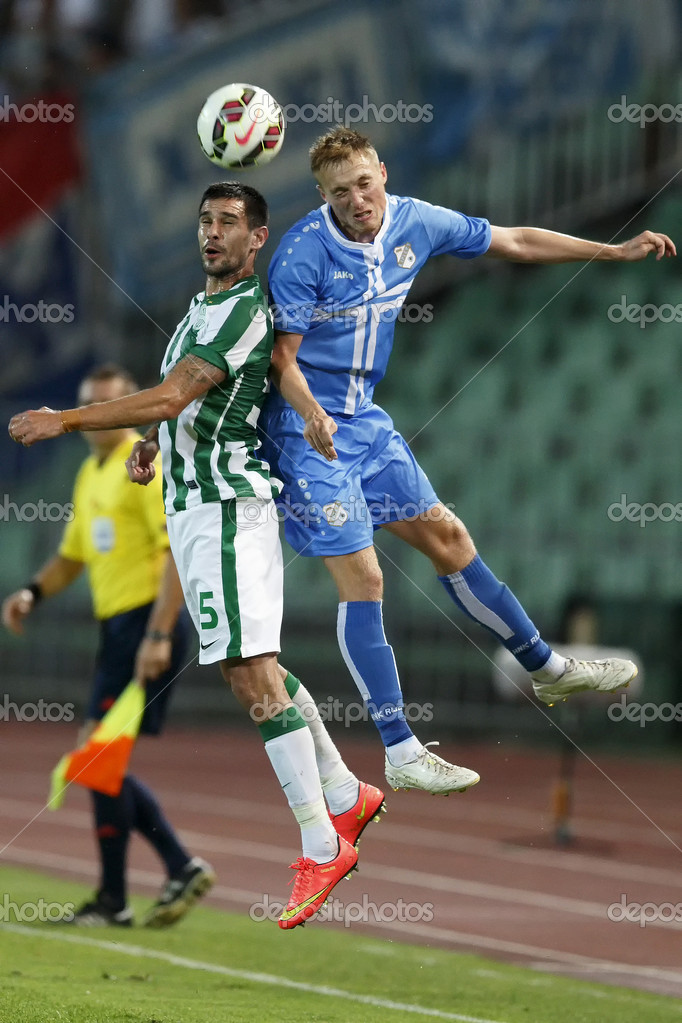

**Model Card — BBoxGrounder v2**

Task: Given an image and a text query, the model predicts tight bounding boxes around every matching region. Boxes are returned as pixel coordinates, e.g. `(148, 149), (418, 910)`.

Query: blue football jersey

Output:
(267, 194), (491, 415)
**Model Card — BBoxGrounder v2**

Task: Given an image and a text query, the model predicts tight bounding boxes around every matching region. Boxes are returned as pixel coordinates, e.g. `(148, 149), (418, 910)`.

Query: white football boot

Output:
(385, 742), (480, 795)
(532, 657), (637, 707)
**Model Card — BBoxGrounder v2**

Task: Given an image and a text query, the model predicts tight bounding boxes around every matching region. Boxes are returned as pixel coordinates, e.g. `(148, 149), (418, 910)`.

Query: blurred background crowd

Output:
(0, 0), (315, 88)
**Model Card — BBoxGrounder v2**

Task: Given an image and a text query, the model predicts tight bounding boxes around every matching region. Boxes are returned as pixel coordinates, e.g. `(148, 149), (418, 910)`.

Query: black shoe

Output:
(65, 893), (133, 927)
(143, 857), (215, 928)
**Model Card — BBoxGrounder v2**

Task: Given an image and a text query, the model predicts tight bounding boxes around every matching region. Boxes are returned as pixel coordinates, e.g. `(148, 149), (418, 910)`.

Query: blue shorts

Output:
(89, 603), (189, 736)
(260, 402), (440, 557)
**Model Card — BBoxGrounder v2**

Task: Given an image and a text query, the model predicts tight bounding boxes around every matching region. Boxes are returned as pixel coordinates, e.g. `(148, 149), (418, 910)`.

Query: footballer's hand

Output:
(8, 408), (63, 446)
(134, 636), (172, 683)
(1, 589), (34, 635)
(126, 437), (159, 485)
(303, 410), (338, 461)
(619, 231), (676, 261)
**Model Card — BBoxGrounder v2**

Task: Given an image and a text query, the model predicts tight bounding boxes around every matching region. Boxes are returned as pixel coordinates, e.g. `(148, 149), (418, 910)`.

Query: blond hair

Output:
(309, 126), (379, 180)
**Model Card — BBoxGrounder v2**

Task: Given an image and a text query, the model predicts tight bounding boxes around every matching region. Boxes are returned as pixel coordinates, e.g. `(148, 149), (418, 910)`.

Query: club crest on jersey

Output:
(394, 243), (416, 269)
(322, 501), (348, 527)
(194, 305), (208, 332)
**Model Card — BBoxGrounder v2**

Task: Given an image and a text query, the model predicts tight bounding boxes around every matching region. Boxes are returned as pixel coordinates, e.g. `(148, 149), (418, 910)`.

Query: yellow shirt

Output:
(59, 437), (169, 620)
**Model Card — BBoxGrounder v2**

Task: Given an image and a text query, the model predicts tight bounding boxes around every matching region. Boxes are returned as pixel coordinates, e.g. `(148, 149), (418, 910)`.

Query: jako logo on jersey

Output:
(323, 501), (349, 526)
(394, 243), (416, 268)
(333, 270), (354, 280)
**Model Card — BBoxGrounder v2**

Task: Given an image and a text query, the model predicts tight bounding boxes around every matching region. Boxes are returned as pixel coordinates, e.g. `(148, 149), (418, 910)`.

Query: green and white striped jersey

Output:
(158, 274), (281, 513)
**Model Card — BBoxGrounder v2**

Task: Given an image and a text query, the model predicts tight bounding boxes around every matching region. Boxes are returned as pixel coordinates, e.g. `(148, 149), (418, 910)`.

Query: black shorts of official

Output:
(88, 602), (190, 736)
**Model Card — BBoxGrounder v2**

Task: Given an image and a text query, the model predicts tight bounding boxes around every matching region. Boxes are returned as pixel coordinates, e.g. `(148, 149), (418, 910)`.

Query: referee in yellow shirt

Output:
(2, 364), (214, 927)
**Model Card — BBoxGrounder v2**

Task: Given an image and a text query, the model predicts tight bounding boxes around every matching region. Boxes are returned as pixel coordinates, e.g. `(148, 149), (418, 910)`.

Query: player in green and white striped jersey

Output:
(158, 273), (280, 512)
(10, 182), (384, 929)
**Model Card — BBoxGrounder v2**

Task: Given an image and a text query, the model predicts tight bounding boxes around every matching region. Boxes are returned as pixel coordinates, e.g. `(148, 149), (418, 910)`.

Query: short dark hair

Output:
(80, 363), (138, 395)
(198, 182), (269, 229)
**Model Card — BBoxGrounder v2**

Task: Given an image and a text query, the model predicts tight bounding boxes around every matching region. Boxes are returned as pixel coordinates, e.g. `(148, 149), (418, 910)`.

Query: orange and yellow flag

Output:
(49, 680), (145, 809)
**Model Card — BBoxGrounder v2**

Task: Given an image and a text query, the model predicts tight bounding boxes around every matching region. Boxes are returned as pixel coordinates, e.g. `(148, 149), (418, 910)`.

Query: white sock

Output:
(530, 650), (569, 682)
(264, 728), (338, 862)
(292, 682), (359, 814)
(292, 798), (339, 863)
(386, 734), (423, 767)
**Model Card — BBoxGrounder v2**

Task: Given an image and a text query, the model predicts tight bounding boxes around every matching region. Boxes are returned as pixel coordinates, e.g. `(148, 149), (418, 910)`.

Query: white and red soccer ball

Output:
(197, 83), (285, 169)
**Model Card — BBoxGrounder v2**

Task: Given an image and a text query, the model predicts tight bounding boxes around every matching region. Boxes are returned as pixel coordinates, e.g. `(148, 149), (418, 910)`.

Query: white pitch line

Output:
(5, 846), (682, 992)
(0, 922), (506, 1023)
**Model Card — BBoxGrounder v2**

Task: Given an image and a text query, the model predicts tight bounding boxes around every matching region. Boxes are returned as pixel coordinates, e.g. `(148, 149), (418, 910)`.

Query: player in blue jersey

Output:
(261, 126), (675, 795)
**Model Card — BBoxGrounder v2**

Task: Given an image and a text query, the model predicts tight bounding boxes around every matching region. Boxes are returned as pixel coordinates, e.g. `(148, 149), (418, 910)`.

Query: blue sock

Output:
(337, 601), (413, 747)
(126, 775), (190, 879)
(439, 555), (552, 671)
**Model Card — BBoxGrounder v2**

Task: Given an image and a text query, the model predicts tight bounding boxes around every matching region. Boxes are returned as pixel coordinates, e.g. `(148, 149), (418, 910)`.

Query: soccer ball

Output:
(197, 83), (285, 169)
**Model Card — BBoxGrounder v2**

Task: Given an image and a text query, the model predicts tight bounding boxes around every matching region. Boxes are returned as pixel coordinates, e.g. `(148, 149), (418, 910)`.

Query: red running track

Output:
(1, 721), (682, 997)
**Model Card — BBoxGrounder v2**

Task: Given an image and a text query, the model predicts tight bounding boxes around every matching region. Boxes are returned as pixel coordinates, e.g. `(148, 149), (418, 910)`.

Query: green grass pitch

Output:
(0, 867), (678, 1023)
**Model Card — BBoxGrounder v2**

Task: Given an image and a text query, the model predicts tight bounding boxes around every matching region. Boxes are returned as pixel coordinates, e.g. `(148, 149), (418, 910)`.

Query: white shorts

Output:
(167, 499), (283, 664)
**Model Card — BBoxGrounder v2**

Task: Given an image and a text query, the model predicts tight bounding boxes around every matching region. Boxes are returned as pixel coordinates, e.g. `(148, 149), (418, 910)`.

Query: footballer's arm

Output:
(8, 354), (227, 448)
(486, 225), (675, 263)
(270, 330), (338, 461)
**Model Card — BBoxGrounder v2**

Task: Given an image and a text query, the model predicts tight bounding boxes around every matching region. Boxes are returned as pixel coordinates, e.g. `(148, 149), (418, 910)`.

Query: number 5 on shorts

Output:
(199, 590), (219, 630)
